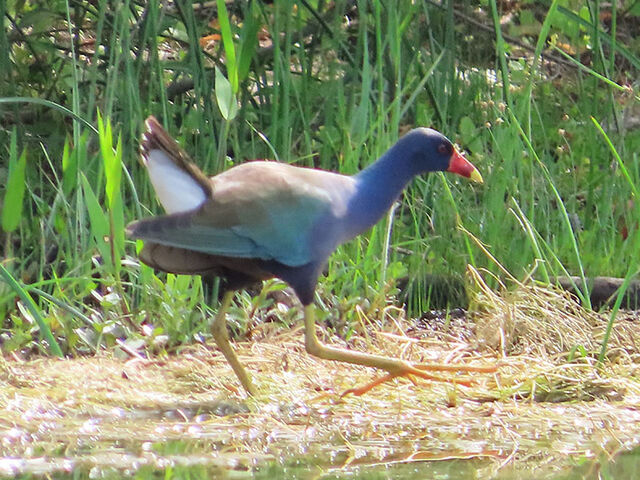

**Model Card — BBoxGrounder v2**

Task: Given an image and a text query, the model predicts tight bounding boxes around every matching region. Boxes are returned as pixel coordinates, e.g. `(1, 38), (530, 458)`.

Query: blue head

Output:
(347, 128), (482, 241)
(394, 128), (482, 181)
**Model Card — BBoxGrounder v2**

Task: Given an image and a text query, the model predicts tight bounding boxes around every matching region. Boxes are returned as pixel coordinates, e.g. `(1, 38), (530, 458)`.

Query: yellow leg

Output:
(303, 304), (495, 396)
(211, 290), (256, 396)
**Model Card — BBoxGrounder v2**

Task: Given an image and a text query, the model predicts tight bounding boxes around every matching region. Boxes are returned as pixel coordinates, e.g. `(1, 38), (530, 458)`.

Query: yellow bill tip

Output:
(469, 168), (483, 184)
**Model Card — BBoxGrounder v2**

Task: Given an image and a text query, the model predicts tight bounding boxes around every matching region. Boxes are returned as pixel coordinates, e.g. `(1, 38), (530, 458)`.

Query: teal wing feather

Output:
(127, 213), (262, 258)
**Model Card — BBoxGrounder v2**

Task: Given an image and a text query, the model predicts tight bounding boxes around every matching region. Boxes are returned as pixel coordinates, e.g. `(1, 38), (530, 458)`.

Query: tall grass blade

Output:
(591, 118), (640, 363)
(237, 0), (261, 83)
(0, 265), (63, 357)
(63, 0), (81, 141)
(522, 0), (559, 135)
(2, 130), (27, 233)
(508, 110), (591, 308)
(216, 0), (238, 92)
(553, 48), (640, 100)
(0, 98), (99, 135)
(510, 199), (550, 283)
(556, 5), (640, 70)
(488, 0), (513, 108)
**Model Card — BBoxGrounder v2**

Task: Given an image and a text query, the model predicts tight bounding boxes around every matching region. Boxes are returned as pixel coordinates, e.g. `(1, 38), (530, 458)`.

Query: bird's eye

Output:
(438, 143), (449, 154)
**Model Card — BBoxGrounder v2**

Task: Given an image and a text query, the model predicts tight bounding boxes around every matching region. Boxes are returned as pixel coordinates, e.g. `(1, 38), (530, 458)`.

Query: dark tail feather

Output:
(138, 242), (224, 275)
(136, 241), (274, 290)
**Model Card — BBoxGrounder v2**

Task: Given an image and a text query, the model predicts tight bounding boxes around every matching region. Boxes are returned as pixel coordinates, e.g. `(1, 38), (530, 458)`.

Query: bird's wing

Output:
(127, 211), (262, 259)
(128, 162), (355, 267)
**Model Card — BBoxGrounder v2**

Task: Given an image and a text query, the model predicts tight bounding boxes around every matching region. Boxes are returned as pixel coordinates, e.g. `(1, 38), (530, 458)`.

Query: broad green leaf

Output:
(97, 112), (122, 209)
(2, 129), (27, 233)
(81, 173), (111, 265)
(215, 66), (239, 120)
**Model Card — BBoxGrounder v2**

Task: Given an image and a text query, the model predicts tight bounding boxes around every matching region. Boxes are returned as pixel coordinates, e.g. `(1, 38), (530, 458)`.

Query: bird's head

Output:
(402, 128), (483, 183)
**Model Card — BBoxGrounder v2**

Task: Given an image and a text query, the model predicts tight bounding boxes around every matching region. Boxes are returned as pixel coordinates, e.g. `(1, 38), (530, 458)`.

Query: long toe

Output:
(341, 361), (492, 397)
(412, 363), (499, 374)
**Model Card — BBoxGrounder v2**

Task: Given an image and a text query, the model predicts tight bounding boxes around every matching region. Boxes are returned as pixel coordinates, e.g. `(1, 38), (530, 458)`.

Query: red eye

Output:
(438, 143), (449, 154)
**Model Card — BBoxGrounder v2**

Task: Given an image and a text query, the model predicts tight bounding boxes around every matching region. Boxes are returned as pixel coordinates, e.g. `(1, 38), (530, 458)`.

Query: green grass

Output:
(0, 1), (639, 359)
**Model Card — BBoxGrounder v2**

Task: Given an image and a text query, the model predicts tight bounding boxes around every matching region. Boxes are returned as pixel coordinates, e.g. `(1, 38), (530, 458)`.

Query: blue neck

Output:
(344, 141), (423, 239)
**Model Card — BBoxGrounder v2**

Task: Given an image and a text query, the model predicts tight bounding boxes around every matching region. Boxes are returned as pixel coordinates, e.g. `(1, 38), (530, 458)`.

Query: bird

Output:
(127, 116), (486, 397)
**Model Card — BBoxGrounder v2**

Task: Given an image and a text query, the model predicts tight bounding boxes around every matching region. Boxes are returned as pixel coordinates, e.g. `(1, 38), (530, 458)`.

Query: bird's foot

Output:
(341, 361), (498, 397)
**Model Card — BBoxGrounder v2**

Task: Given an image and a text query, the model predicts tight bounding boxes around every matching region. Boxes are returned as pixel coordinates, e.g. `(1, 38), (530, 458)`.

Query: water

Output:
(3, 400), (639, 479)
(3, 355), (639, 479)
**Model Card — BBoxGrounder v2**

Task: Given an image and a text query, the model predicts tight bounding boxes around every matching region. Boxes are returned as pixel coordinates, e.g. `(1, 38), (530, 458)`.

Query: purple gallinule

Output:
(127, 116), (484, 396)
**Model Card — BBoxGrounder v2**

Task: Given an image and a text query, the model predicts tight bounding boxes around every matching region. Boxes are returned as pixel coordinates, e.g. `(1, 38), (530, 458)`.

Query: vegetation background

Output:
(0, 0), (639, 360)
